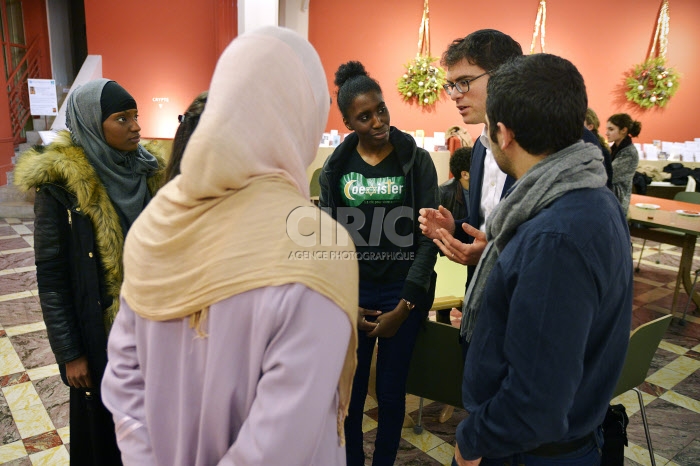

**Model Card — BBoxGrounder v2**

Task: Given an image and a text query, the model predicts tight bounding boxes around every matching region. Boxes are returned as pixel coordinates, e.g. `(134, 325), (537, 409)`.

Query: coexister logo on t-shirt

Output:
(339, 172), (405, 207)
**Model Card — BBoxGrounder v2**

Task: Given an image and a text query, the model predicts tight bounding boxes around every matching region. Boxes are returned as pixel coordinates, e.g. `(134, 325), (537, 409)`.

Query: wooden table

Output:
(629, 193), (700, 314)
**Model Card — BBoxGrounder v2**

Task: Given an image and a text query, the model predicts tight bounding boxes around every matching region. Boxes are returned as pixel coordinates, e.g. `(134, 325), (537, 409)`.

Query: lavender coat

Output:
(101, 283), (351, 465)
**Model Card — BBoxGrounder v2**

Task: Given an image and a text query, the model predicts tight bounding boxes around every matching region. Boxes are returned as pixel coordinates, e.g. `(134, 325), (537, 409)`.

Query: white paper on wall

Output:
(433, 132), (445, 146)
(645, 146), (659, 160)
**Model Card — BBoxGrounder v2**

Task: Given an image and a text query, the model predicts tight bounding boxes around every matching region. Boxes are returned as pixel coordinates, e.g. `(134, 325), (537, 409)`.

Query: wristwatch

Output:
(402, 298), (415, 310)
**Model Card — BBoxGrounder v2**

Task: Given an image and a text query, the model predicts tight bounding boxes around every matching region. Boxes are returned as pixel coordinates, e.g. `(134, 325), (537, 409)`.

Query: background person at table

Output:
(585, 107), (610, 156)
(164, 90), (208, 182)
(606, 113), (641, 213)
(439, 146), (471, 223)
(319, 60), (438, 466)
(101, 27), (359, 465)
(14, 78), (166, 465)
(446, 125), (473, 157)
(454, 53), (633, 466)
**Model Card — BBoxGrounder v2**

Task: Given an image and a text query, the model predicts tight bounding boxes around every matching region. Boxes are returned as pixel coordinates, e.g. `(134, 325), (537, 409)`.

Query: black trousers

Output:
(69, 387), (122, 465)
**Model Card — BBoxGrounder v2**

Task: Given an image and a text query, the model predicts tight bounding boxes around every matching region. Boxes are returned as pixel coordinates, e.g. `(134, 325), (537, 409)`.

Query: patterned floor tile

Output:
(0, 338), (25, 376)
(25, 365), (59, 382)
(55, 426), (68, 446)
(648, 347), (681, 376)
(426, 441), (455, 465)
(0, 372), (30, 388)
(8, 331), (55, 370)
(627, 398), (700, 462)
(10, 403), (55, 439)
(0, 297), (42, 328)
(0, 398), (21, 444)
(3, 382), (43, 412)
(686, 350), (700, 362)
(0, 238), (31, 251)
(0, 226), (20, 236)
(5, 322), (46, 338)
(0, 440), (27, 463)
(33, 376), (69, 431)
(0, 272), (37, 297)
(0, 252), (35, 271)
(671, 369), (700, 401)
(22, 430), (61, 455)
(670, 439), (700, 466)
(660, 390), (700, 415)
(10, 225), (31, 236)
(27, 444), (69, 465)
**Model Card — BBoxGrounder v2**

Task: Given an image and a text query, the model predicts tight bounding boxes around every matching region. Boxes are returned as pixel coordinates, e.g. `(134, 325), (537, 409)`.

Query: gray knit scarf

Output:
(460, 141), (607, 341)
(65, 79), (159, 232)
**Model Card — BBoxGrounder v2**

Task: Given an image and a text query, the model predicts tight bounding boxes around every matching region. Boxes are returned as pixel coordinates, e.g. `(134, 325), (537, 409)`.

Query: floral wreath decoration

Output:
(397, 55), (446, 106)
(625, 57), (680, 109)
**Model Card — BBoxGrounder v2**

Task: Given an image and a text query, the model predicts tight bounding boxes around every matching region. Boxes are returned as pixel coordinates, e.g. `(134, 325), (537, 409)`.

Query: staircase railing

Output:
(6, 38), (43, 145)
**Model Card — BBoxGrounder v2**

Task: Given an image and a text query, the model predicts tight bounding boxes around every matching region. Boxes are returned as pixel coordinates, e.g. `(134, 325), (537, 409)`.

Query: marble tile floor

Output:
(0, 217), (697, 465)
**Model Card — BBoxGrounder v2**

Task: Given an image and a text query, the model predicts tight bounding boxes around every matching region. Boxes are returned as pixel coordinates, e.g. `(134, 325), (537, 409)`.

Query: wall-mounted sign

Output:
(28, 79), (58, 116)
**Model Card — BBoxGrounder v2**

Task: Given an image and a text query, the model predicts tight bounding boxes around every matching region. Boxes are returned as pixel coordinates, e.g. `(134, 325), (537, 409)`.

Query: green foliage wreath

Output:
(625, 57), (680, 109)
(397, 55), (446, 106)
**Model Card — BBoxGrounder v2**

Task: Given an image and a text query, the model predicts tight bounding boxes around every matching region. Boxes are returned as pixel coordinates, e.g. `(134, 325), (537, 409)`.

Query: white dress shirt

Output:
(478, 128), (508, 231)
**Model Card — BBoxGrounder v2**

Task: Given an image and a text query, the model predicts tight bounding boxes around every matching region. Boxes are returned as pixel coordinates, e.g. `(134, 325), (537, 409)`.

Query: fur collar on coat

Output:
(13, 130), (166, 327)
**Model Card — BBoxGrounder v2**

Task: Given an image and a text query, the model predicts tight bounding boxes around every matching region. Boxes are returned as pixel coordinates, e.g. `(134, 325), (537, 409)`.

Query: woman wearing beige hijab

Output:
(101, 26), (358, 465)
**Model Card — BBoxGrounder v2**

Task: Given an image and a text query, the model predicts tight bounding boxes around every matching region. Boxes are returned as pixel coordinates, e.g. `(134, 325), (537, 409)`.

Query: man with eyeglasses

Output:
(418, 29), (522, 348)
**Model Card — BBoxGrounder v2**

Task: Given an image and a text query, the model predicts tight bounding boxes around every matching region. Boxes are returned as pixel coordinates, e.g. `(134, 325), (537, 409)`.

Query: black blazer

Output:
(455, 137), (515, 243)
(454, 137), (515, 288)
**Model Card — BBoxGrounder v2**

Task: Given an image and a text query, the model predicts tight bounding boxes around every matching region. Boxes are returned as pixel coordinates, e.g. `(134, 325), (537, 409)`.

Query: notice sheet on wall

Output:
(28, 79), (58, 116)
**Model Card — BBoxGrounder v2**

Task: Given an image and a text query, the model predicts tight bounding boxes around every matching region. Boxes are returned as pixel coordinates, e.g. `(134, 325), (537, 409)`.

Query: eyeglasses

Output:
(442, 71), (491, 95)
(178, 114), (185, 123)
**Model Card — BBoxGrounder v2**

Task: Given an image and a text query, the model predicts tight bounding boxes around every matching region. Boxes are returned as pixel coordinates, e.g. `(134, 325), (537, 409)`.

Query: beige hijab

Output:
(121, 26), (358, 442)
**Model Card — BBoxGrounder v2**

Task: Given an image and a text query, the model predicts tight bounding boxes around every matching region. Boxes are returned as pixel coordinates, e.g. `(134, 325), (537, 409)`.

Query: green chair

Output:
(405, 256), (467, 432)
(309, 167), (322, 199)
(612, 314), (672, 466)
(672, 190), (700, 204)
(405, 320), (464, 433)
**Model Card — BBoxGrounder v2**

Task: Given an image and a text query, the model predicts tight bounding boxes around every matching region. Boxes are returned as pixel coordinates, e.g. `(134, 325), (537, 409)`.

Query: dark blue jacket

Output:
(456, 186), (633, 459)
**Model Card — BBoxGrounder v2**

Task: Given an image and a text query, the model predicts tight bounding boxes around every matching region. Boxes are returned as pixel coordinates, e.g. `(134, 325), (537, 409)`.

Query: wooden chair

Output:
(612, 314), (673, 466)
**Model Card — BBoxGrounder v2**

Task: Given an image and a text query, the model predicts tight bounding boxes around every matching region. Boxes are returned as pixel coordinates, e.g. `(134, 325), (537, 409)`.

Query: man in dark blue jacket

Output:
(453, 52), (632, 466)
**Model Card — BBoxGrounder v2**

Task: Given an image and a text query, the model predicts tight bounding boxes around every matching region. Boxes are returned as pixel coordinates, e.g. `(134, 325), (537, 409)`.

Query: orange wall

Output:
(310, 0), (700, 145)
(82, 1), (699, 145)
(84, 1), (222, 139)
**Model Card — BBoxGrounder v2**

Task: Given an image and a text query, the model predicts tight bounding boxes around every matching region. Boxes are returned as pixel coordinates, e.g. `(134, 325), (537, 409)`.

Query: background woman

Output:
(585, 108), (610, 158)
(606, 113), (641, 212)
(165, 90), (208, 181)
(319, 61), (438, 466)
(14, 79), (165, 465)
(445, 125), (473, 156)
